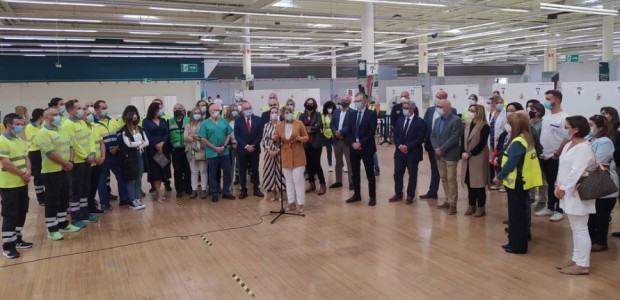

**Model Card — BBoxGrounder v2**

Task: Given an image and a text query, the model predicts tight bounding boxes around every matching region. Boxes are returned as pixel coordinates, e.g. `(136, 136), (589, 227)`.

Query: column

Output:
(436, 52), (445, 84)
(543, 47), (557, 72)
(361, 2), (375, 67)
(602, 4), (614, 62)
(242, 16), (253, 89)
(331, 49), (337, 79)
(418, 35), (429, 74)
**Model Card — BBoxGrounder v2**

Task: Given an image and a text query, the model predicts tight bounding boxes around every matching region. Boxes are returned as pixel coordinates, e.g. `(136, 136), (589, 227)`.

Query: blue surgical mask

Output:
(52, 116), (62, 127)
(495, 103), (504, 111)
(76, 109), (84, 118)
(544, 100), (553, 110)
(354, 102), (362, 110)
(244, 110), (253, 118)
(232, 111), (239, 118)
(59, 106), (66, 114)
(562, 128), (572, 139)
(11, 125), (24, 136)
(586, 127), (595, 140)
(101, 109), (108, 116)
(193, 114), (202, 121)
(200, 106), (207, 114)
(403, 110), (411, 118)
(285, 113), (293, 121)
(86, 114), (94, 123)
(158, 110), (164, 116)
(212, 111), (220, 118)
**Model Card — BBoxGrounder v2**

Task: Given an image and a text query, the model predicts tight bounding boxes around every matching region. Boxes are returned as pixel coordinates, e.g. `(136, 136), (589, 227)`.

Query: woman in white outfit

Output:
(554, 115), (595, 275)
(184, 107), (208, 199)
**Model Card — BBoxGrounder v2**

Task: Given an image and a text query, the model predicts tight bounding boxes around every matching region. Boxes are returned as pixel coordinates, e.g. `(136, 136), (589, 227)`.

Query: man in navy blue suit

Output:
(343, 93), (378, 206)
(389, 101), (427, 204)
(421, 90), (457, 199)
(234, 101), (264, 199)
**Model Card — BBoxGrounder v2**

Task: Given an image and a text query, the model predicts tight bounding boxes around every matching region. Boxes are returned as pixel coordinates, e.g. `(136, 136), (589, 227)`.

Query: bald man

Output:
(430, 99), (463, 215)
(421, 90), (457, 199)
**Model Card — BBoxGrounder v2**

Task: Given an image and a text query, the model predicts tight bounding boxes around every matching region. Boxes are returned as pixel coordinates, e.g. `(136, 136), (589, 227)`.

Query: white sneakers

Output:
(130, 199), (146, 210)
(535, 207), (554, 217)
(550, 211), (564, 222)
(534, 207), (564, 222)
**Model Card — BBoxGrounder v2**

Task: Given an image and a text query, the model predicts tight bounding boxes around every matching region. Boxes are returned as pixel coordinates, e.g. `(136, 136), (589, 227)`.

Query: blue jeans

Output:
(208, 155), (232, 196)
(126, 152), (144, 201)
(98, 153), (128, 204)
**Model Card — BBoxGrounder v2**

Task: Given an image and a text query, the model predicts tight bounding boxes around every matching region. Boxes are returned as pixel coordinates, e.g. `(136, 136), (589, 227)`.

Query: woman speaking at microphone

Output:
(272, 106), (309, 213)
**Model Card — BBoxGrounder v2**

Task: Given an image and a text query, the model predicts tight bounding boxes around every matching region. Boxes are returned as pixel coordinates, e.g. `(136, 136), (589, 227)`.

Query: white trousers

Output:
(283, 166), (305, 205)
(188, 154), (208, 191)
(567, 213), (591, 267)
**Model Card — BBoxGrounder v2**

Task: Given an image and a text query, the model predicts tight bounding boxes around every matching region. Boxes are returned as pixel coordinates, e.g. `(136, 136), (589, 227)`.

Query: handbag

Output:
(192, 141), (206, 161)
(153, 152), (170, 168)
(576, 147), (618, 200)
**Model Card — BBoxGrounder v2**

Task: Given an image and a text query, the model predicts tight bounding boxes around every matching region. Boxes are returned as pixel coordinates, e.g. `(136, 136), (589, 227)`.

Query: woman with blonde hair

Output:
(185, 107), (208, 199)
(272, 106), (309, 213)
(461, 104), (490, 216)
(494, 113), (543, 254)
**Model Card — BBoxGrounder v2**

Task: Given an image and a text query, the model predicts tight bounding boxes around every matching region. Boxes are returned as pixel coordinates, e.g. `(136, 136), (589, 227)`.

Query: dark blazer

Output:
(342, 108), (377, 153)
(393, 115), (427, 162)
(423, 106), (457, 151)
(260, 111), (271, 126)
(430, 112), (464, 162)
(234, 114), (263, 156)
(329, 108), (353, 140)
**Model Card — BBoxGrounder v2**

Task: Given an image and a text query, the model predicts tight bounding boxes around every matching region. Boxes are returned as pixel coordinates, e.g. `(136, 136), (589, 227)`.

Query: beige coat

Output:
(461, 123), (489, 188)
(275, 120), (309, 169)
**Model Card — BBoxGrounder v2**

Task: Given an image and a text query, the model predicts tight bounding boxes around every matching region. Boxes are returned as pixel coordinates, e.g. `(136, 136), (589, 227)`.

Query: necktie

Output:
(403, 117), (411, 139)
(246, 117), (251, 133)
(355, 111), (362, 140)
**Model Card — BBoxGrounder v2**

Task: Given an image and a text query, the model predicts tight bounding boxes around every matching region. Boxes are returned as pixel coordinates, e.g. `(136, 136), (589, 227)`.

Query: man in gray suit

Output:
(430, 99), (464, 215)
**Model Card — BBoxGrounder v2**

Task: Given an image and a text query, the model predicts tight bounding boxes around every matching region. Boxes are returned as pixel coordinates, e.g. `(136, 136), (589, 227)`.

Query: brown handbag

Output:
(576, 147), (618, 200)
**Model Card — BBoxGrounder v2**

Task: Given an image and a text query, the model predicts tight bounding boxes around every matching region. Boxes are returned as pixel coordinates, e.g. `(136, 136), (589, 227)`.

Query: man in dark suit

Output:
(342, 93), (378, 206)
(260, 92), (279, 125)
(430, 99), (464, 215)
(234, 101), (265, 199)
(389, 101), (426, 204)
(329, 95), (354, 190)
(421, 90), (457, 199)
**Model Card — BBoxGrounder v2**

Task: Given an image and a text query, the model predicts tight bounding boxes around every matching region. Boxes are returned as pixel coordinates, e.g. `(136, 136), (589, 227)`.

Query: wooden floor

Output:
(1, 145), (619, 299)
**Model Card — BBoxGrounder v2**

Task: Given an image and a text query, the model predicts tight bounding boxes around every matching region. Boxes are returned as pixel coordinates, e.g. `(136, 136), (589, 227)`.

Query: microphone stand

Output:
(270, 121), (305, 224)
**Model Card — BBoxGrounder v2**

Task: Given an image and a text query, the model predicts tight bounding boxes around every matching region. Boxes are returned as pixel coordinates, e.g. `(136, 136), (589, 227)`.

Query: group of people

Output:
(392, 88), (618, 276)
(1, 89), (618, 278)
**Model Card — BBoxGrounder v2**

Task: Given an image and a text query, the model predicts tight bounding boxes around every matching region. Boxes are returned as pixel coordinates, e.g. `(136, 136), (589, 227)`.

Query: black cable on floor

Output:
(0, 213), (271, 269)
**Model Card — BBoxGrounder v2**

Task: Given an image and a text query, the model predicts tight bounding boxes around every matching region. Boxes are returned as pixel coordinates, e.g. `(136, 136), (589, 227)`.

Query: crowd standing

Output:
(1, 90), (618, 277)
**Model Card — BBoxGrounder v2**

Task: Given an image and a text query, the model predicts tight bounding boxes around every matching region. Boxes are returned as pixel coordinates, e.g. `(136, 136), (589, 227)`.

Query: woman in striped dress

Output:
(262, 107), (284, 201)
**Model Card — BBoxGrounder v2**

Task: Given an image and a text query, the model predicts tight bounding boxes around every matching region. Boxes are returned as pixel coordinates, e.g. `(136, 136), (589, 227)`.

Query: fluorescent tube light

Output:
(2, 0), (105, 7)
(540, 3), (618, 16)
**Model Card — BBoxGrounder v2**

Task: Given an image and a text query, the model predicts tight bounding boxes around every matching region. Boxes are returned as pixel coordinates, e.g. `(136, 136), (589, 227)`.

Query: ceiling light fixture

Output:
(2, 36), (95, 41)
(123, 39), (151, 43)
(0, 17), (102, 23)
(307, 23), (333, 28)
(2, 0), (105, 7)
(500, 8), (529, 13)
(0, 27), (97, 33)
(540, 3), (618, 16)
(129, 31), (161, 35)
(149, 6), (359, 21)
(347, 0), (446, 7)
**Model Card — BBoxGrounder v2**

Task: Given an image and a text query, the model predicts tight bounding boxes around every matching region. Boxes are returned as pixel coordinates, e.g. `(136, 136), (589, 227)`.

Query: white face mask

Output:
(468, 112), (476, 119)
(327, 108), (333, 114)
(469, 100), (477, 106)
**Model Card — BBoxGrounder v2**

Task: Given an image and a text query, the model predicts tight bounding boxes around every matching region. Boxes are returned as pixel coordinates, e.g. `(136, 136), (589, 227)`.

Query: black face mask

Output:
(174, 110), (184, 118)
(529, 111), (536, 119)
(304, 103), (315, 111)
(132, 119), (139, 125)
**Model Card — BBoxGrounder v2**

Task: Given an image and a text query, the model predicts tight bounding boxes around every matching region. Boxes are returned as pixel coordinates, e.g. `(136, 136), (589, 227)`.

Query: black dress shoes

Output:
(254, 190), (265, 197)
(239, 191), (248, 199)
(346, 195), (361, 203)
(420, 194), (438, 199)
(368, 198), (376, 206)
(329, 182), (343, 188)
(504, 247), (527, 254)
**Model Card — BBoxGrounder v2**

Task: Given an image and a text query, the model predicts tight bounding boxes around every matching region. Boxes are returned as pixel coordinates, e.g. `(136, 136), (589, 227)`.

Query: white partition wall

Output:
(240, 88), (322, 114)
(384, 86), (423, 108)
(559, 81), (620, 117)
(0, 81), (200, 118)
(432, 84), (479, 112)
(491, 82), (554, 106)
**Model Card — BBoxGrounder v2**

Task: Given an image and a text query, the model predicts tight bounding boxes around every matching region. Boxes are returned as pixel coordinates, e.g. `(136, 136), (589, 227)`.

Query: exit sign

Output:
(181, 63), (198, 72)
(307, 74), (316, 80)
(565, 54), (579, 63)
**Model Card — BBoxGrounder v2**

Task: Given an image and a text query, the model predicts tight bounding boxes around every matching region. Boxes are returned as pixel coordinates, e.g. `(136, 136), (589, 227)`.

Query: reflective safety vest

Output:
(33, 125), (71, 174)
(501, 135), (543, 190)
(25, 121), (42, 152)
(0, 134), (28, 188)
(168, 117), (189, 148)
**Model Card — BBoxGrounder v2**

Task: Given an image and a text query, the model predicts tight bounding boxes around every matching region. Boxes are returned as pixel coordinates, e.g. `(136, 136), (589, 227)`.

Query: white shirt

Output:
(285, 123), (293, 139)
(557, 141), (595, 215)
(540, 110), (568, 159)
(486, 110), (507, 148)
(123, 129), (149, 153)
(338, 108), (349, 131)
